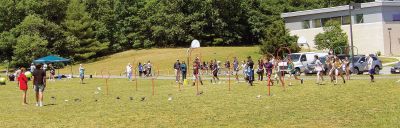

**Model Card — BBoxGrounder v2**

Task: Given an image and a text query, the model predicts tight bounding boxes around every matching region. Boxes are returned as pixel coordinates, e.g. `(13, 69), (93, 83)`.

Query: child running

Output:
(192, 58), (203, 86)
(343, 57), (351, 80)
(314, 55), (324, 85)
(211, 60), (220, 84)
(246, 56), (255, 86)
(333, 55), (346, 85)
(263, 57), (274, 86)
(287, 59), (304, 85)
(18, 67), (28, 105)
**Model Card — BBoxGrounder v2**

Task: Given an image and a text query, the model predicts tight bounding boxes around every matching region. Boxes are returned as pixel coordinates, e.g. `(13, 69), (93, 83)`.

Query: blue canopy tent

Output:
(33, 55), (72, 77)
(33, 55), (70, 63)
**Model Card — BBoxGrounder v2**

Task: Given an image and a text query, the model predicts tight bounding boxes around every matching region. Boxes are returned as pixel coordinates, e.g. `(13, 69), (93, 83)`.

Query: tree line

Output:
(0, 0), (373, 67)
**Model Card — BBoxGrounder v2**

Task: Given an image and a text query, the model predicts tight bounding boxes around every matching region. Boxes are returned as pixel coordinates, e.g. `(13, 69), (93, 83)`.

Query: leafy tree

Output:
(260, 20), (300, 56)
(13, 34), (49, 67)
(314, 20), (348, 52)
(63, 0), (109, 60)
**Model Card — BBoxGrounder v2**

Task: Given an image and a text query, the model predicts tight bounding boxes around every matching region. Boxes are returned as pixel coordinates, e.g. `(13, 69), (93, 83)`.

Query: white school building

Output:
(281, 0), (400, 56)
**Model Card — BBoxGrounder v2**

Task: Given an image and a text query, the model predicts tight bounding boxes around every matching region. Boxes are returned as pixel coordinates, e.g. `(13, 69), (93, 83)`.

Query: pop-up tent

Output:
(33, 55), (72, 77)
(33, 55), (70, 64)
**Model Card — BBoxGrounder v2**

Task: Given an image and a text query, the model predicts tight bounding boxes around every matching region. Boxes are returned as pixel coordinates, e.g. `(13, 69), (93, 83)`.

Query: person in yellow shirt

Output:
(333, 56), (346, 85)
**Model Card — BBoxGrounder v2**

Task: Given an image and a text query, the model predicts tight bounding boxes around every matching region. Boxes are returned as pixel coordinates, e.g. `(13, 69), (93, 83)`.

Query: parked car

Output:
(390, 62), (400, 74)
(304, 55), (328, 75)
(288, 52), (328, 75)
(350, 55), (382, 74)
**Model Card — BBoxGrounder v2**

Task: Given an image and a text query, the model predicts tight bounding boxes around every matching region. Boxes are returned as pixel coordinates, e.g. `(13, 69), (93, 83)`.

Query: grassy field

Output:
(59, 47), (261, 76)
(378, 57), (399, 64)
(1, 76), (400, 127)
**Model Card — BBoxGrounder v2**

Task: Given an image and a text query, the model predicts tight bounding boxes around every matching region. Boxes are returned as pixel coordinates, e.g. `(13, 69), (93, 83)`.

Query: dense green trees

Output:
(314, 20), (349, 53)
(0, 0), (374, 67)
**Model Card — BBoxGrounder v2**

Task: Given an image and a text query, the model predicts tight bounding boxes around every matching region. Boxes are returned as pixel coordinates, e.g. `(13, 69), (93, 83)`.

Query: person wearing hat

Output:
(173, 59), (181, 83)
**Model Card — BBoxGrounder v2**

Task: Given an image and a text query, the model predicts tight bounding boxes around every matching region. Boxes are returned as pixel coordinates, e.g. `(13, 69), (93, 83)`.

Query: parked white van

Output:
(288, 52), (328, 75)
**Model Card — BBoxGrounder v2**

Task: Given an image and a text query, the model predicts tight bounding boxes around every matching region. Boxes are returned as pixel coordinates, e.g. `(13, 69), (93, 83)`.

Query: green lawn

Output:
(59, 47), (262, 76)
(1, 76), (400, 127)
(378, 57), (399, 64)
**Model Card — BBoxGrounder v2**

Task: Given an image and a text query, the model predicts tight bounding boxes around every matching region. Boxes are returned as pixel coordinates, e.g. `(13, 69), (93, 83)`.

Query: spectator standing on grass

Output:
(138, 62), (143, 77)
(257, 59), (264, 81)
(30, 63), (35, 73)
(43, 63), (48, 71)
(147, 61), (152, 77)
(49, 64), (55, 81)
(18, 67), (28, 105)
(79, 64), (85, 84)
(126, 63), (132, 81)
(233, 57), (240, 83)
(263, 57), (274, 85)
(174, 59), (181, 83)
(367, 54), (375, 82)
(32, 64), (46, 107)
(181, 61), (187, 81)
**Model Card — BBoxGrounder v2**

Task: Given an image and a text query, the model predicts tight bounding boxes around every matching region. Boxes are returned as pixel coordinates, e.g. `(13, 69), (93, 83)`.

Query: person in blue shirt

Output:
(138, 62), (143, 77)
(181, 61), (187, 81)
(79, 64), (85, 84)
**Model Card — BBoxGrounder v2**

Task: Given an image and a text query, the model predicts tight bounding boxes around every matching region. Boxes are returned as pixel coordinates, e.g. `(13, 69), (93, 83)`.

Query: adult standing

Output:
(30, 63), (36, 73)
(79, 64), (85, 84)
(32, 64), (46, 107)
(263, 58), (274, 85)
(126, 63), (133, 81)
(147, 61), (152, 77)
(138, 62), (143, 77)
(181, 61), (187, 81)
(174, 59), (181, 83)
(367, 54), (375, 82)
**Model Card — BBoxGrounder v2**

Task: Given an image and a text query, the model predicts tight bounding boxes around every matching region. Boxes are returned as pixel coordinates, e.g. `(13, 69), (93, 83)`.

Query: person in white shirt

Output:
(126, 63), (132, 81)
(367, 54), (375, 82)
(314, 55), (324, 85)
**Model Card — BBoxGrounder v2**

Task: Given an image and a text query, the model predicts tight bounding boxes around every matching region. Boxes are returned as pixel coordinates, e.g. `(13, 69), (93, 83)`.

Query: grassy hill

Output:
(60, 47), (262, 76)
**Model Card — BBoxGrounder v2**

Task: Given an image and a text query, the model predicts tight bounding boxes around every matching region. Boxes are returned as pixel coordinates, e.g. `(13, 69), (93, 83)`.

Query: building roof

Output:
(282, 1), (400, 18)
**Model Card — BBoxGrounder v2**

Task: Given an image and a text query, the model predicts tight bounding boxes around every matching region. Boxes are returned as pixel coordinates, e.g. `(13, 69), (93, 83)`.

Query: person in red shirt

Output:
(18, 67), (28, 105)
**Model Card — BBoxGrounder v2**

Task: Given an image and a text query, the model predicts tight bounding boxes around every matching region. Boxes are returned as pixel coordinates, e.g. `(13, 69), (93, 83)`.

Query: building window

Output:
(313, 19), (321, 28)
(302, 20), (310, 29)
(331, 16), (341, 24)
(393, 14), (400, 21)
(356, 14), (364, 24)
(342, 15), (351, 25)
(321, 18), (330, 26)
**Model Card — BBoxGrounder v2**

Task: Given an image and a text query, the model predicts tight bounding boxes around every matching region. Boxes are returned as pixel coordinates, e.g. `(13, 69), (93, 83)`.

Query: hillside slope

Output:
(60, 47), (262, 76)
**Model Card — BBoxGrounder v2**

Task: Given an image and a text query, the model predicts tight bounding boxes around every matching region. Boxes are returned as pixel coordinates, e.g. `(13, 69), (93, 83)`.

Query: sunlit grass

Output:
(0, 76), (400, 127)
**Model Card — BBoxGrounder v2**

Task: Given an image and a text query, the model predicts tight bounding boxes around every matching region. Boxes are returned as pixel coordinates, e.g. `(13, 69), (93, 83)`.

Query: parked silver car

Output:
(350, 55), (382, 74)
